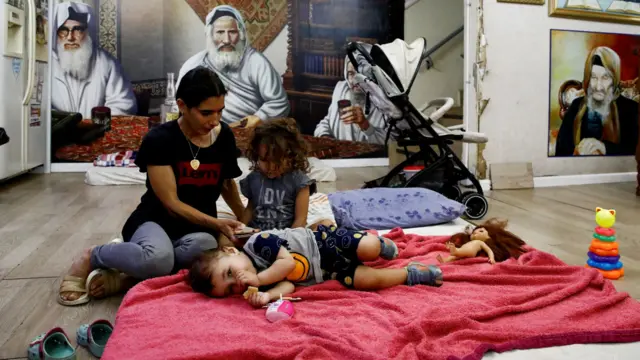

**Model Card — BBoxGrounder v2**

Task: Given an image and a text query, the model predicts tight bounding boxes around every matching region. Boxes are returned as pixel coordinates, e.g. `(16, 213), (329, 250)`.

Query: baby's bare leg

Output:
(355, 233), (398, 262)
(356, 234), (382, 262)
(353, 263), (443, 290)
(353, 266), (408, 290)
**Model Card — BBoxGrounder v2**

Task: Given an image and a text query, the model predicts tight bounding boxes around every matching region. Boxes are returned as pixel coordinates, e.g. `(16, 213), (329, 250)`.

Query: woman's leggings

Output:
(90, 221), (217, 279)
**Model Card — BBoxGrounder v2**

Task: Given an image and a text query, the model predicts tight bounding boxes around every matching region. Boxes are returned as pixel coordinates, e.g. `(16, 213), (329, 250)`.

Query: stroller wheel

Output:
(441, 185), (461, 200)
(458, 192), (489, 220)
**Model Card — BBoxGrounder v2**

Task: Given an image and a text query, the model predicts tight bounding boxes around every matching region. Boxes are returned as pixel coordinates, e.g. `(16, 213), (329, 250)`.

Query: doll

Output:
(436, 218), (527, 264)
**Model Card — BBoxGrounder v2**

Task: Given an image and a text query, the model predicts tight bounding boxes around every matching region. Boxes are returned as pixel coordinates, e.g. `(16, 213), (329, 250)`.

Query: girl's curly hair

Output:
(245, 118), (310, 173)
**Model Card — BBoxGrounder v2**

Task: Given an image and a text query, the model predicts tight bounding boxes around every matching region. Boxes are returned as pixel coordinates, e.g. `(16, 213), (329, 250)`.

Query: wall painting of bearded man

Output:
(50, 0), (407, 164)
(549, 29), (639, 157)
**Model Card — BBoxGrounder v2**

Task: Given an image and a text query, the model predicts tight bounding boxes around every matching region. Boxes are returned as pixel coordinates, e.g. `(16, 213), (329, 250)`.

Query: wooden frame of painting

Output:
(549, 0), (640, 25)
(497, 0), (545, 5)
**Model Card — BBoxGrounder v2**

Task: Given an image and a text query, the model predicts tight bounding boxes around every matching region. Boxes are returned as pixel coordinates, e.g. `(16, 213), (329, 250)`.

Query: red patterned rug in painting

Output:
(232, 127), (385, 159)
(54, 118), (385, 163)
(184, 0), (287, 52)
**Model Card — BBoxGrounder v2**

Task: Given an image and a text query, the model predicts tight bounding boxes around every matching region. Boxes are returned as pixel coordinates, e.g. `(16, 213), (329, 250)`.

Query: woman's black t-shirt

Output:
(121, 120), (242, 242)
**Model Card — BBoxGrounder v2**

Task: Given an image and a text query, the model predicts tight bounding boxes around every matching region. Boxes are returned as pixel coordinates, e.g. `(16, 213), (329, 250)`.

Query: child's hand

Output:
(247, 291), (270, 308)
(235, 270), (260, 287)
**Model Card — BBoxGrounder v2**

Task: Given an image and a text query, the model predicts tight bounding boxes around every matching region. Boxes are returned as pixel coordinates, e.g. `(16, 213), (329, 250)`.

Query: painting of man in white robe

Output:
(314, 58), (388, 144)
(177, 5), (290, 128)
(51, 1), (137, 119)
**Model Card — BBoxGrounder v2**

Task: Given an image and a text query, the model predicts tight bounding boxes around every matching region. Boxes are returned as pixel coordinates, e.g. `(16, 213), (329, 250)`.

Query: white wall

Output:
(480, 0), (637, 176)
(405, 0), (464, 107)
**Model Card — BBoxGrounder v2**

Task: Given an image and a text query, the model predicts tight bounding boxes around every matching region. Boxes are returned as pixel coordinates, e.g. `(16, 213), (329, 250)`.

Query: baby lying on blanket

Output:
(189, 225), (443, 307)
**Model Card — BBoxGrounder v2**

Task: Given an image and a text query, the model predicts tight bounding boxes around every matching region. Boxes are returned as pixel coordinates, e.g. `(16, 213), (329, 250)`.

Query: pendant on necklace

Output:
(190, 159), (200, 170)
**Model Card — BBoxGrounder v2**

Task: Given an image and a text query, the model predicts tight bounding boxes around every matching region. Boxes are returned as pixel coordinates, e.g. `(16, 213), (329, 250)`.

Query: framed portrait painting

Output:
(549, 0), (640, 25)
(547, 29), (639, 157)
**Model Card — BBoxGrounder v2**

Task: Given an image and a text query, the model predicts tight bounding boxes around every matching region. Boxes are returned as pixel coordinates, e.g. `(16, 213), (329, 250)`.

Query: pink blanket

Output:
(103, 229), (640, 360)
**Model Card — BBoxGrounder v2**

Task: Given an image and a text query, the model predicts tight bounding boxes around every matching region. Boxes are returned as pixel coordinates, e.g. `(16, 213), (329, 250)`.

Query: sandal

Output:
(57, 276), (89, 306)
(86, 269), (123, 299)
(77, 320), (114, 358)
(58, 239), (123, 306)
(406, 262), (444, 287)
(27, 327), (76, 360)
(85, 238), (124, 299)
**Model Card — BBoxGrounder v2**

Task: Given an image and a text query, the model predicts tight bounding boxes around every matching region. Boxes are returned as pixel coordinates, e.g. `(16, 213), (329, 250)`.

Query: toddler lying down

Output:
(189, 225), (443, 307)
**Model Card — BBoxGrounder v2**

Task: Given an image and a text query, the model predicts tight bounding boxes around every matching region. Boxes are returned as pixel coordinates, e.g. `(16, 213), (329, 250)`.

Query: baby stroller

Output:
(346, 38), (489, 220)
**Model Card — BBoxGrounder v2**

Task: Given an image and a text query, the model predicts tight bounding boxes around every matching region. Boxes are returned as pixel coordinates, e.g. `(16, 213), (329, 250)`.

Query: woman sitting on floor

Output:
(58, 67), (245, 305)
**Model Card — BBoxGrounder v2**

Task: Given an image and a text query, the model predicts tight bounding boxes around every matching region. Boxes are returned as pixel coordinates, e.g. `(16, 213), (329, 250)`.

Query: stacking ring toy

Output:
(586, 265), (624, 280)
(587, 259), (623, 271)
(590, 239), (618, 251)
(587, 251), (620, 263)
(589, 246), (619, 257)
(593, 233), (616, 242)
(594, 227), (615, 237)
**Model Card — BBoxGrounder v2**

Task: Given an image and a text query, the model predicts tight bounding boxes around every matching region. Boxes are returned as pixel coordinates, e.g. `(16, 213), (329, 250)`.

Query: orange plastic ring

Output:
(594, 226), (615, 237)
(590, 239), (618, 250)
(585, 265), (624, 279)
(589, 246), (619, 257)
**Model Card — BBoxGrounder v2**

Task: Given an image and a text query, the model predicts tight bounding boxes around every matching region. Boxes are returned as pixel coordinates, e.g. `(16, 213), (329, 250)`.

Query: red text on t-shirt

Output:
(177, 162), (222, 186)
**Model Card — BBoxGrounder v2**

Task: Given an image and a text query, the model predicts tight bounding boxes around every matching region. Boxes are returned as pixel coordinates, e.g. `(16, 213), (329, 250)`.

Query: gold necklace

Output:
(183, 129), (215, 170)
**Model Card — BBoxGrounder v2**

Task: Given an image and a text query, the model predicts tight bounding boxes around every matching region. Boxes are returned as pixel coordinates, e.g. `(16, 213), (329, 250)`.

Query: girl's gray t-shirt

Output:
(240, 170), (313, 230)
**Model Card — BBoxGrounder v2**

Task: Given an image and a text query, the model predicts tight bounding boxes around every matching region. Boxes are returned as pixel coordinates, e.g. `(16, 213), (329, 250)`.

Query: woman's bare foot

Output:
(88, 273), (136, 298)
(59, 247), (95, 302)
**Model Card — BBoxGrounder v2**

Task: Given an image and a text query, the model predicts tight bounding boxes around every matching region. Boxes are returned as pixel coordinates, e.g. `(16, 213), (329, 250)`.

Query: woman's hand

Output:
(247, 291), (271, 308)
(212, 218), (244, 239)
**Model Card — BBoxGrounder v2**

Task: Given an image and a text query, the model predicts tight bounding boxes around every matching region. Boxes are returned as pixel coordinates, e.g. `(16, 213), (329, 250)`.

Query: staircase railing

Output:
(424, 25), (464, 70)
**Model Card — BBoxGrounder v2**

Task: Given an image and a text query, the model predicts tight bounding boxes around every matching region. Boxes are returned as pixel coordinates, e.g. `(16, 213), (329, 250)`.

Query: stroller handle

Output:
(418, 98), (454, 123)
(345, 42), (375, 70)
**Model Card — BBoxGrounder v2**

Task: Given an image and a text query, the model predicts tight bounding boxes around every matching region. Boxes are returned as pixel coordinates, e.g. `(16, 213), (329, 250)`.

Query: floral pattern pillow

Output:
(328, 188), (465, 230)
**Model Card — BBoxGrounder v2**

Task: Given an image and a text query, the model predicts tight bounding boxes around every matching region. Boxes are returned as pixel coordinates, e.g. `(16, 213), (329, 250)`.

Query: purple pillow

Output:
(328, 187), (465, 230)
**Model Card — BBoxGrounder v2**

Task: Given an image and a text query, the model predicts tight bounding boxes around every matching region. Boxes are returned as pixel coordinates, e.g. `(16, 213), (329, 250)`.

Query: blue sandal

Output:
(27, 327), (76, 360)
(406, 262), (444, 287)
(77, 320), (113, 358)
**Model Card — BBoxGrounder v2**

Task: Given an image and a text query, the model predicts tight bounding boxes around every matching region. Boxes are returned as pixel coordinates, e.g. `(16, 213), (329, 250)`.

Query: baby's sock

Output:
(406, 262), (443, 287)
(378, 236), (398, 260)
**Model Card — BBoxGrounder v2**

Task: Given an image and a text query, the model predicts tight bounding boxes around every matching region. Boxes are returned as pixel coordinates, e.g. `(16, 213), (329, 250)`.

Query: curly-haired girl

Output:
(240, 118), (333, 231)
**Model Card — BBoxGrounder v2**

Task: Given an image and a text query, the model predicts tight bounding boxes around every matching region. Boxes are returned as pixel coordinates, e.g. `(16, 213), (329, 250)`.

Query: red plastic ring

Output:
(594, 226), (615, 237)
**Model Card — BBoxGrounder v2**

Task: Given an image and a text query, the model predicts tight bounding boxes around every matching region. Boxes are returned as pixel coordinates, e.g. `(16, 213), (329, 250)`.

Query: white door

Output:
(462, 0), (478, 174)
(26, 60), (48, 170)
(0, 2), (28, 180)
(25, 0), (48, 170)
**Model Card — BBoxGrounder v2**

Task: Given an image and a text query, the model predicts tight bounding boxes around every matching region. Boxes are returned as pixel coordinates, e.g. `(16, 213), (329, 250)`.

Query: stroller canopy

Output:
(369, 38), (426, 97)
